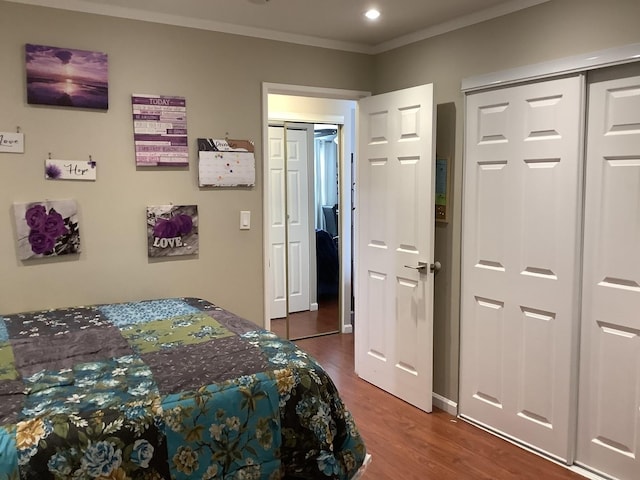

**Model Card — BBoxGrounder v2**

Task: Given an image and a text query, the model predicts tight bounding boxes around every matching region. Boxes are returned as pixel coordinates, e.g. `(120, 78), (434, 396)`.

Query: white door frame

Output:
(262, 83), (370, 332)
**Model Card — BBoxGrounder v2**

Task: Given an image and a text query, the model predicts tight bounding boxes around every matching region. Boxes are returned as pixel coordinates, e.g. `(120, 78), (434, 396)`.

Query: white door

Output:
(268, 125), (311, 318)
(459, 76), (583, 461)
(576, 67), (640, 480)
(355, 84), (435, 412)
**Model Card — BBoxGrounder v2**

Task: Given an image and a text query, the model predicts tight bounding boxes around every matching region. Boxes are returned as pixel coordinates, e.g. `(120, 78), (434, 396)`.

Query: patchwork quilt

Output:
(0, 297), (366, 479)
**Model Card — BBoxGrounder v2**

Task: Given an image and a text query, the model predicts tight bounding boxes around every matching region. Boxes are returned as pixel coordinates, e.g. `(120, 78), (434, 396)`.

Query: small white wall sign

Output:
(45, 159), (97, 181)
(0, 132), (24, 153)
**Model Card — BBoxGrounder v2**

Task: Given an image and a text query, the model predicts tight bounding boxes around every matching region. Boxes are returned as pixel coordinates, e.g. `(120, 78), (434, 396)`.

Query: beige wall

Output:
(2, 0), (640, 405)
(374, 0), (640, 402)
(0, 2), (373, 320)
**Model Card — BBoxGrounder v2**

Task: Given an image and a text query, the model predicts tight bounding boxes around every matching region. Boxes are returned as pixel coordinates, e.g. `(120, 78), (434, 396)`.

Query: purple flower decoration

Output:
(42, 208), (69, 238)
(25, 204), (47, 229)
(172, 214), (193, 235)
(45, 163), (62, 179)
(153, 218), (179, 239)
(25, 205), (70, 256)
(28, 230), (55, 254)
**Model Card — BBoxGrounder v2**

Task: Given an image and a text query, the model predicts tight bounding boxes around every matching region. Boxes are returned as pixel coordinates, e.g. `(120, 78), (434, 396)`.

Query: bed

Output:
(0, 297), (367, 479)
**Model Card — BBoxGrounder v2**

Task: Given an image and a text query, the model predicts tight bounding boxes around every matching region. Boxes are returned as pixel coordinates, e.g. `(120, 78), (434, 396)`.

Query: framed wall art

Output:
(14, 199), (81, 260)
(147, 205), (198, 257)
(25, 44), (108, 110)
(435, 157), (450, 223)
(132, 94), (188, 166)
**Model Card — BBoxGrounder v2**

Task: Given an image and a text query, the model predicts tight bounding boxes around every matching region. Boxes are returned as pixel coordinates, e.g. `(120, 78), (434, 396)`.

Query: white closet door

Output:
(268, 126), (311, 318)
(577, 67), (640, 480)
(460, 76), (583, 461)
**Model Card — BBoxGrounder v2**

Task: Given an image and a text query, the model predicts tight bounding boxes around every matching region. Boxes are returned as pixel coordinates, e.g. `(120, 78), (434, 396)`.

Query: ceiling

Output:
(7, 0), (549, 54)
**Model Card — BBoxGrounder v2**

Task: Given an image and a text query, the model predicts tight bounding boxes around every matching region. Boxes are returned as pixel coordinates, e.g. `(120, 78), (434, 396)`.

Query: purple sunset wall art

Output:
(147, 205), (199, 257)
(25, 43), (108, 110)
(14, 200), (81, 260)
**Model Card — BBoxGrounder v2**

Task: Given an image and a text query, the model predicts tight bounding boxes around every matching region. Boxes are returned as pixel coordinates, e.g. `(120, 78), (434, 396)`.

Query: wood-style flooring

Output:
(294, 333), (587, 480)
(271, 295), (340, 340)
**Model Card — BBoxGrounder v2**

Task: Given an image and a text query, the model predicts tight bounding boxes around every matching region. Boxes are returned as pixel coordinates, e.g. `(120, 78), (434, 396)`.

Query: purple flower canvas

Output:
(147, 205), (198, 257)
(14, 200), (81, 260)
(25, 43), (108, 110)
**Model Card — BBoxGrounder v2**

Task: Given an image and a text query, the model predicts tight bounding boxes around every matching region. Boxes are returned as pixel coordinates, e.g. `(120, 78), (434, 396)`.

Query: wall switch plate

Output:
(240, 210), (250, 230)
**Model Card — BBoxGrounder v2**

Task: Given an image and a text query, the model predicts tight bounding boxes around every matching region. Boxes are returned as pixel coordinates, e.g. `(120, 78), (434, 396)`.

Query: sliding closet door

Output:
(577, 65), (640, 480)
(460, 75), (584, 461)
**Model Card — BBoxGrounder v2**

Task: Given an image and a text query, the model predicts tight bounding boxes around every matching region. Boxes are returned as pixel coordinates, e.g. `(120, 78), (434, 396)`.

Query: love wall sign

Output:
(0, 132), (25, 153)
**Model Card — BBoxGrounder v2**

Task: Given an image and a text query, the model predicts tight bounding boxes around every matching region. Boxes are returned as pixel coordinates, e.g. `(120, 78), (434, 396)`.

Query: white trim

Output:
(459, 416), (611, 480)
(432, 393), (458, 416)
(7, 0), (371, 53)
(264, 83), (369, 101)
(374, 0), (549, 54)
(310, 302), (318, 312)
(462, 42), (640, 92)
(269, 112), (346, 125)
(7, 0), (550, 55)
(342, 324), (353, 334)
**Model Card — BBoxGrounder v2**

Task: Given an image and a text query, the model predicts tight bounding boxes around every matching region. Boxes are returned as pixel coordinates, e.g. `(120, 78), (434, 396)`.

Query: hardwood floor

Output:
(271, 295), (340, 339)
(294, 333), (587, 480)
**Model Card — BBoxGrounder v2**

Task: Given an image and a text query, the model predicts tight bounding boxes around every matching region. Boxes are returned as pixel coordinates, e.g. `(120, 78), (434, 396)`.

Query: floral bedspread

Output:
(0, 298), (366, 479)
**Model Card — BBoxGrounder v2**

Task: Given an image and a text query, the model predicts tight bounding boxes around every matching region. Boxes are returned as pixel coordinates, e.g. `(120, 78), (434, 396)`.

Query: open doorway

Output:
(269, 123), (341, 339)
(262, 83), (368, 338)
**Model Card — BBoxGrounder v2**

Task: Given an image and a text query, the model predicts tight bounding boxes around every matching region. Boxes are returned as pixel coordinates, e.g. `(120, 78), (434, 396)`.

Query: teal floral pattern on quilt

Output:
(0, 298), (366, 480)
(98, 300), (199, 328)
(14, 355), (169, 479)
(163, 372), (281, 479)
(244, 331), (366, 479)
(0, 318), (8, 342)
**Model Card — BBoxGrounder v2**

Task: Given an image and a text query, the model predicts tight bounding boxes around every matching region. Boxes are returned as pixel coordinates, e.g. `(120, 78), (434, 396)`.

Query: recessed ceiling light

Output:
(365, 9), (380, 20)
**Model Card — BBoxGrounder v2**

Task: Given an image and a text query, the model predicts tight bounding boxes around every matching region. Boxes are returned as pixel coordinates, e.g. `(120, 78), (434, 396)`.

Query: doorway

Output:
(268, 121), (342, 339)
(262, 84), (366, 340)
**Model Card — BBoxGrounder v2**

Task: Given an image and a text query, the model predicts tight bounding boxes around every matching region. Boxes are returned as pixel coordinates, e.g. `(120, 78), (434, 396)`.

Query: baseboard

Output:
(310, 302), (318, 311)
(342, 323), (353, 334)
(432, 392), (458, 415)
(459, 415), (611, 480)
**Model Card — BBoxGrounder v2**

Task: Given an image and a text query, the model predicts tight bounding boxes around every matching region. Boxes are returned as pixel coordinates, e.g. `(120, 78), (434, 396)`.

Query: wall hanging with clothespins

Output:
(45, 153), (97, 181)
(196, 134), (255, 187)
(0, 127), (25, 153)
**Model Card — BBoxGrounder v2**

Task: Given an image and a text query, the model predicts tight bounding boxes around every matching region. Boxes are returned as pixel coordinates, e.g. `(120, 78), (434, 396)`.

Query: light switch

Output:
(240, 210), (251, 230)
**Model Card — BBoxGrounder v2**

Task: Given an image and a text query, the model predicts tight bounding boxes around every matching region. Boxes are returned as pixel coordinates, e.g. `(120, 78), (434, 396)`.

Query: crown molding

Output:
(6, 0), (550, 55)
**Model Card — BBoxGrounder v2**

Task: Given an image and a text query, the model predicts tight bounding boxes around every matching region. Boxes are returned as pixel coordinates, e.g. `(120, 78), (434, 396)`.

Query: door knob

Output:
(404, 261), (428, 271)
(430, 261), (441, 272)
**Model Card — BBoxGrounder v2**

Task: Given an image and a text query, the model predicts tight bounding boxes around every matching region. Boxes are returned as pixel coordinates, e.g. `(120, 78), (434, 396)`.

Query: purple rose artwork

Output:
(147, 205), (198, 258)
(25, 43), (108, 110)
(14, 200), (81, 260)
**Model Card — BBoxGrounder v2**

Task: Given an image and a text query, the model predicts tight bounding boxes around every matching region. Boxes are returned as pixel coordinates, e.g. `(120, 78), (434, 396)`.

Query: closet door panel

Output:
(460, 75), (584, 462)
(578, 69), (640, 480)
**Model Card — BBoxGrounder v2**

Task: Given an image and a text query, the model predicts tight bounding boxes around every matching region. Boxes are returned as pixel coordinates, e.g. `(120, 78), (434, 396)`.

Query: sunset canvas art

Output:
(25, 43), (108, 110)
